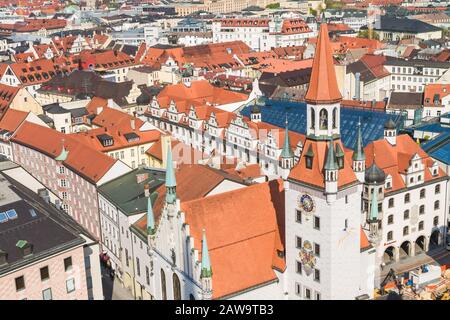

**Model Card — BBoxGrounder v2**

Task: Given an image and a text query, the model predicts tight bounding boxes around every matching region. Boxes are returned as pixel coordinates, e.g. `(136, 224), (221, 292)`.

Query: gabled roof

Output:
(362, 134), (446, 193)
(304, 23), (342, 104)
(180, 179), (286, 299)
(0, 83), (20, 116)
(11, 122), (118, 184)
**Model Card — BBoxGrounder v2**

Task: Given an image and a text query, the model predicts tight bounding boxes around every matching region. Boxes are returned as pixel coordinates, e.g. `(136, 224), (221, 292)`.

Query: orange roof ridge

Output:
(304, 23), (342, 104)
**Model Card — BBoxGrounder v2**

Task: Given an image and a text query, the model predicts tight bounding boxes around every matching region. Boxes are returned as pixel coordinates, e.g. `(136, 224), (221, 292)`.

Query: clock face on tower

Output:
(299, 194), (315, 213)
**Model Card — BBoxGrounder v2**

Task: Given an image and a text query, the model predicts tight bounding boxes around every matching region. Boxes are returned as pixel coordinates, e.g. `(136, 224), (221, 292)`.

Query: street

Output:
(101, 266), (134, 300)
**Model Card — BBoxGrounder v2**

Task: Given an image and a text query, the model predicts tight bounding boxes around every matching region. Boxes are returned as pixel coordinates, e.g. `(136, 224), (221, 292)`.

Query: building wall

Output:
(11, 142), (102, 240)
(285, 181), (364, 300)
(0, 246), (88, 300)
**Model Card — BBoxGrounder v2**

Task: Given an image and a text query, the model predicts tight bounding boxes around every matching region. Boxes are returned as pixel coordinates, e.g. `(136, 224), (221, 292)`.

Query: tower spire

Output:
(352, 120), (365, 161)
(201, 229), (212, 278)
(324, 139), (338, 171)
(165, 146), (177, 204)
(281, 115), (294, 159)
(304, 23), (342, 105)
(147, 196), (155, 235)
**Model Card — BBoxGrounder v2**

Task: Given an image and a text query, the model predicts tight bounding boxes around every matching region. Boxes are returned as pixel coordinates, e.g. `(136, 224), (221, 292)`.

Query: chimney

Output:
(355, 72), (361, 100)
(131, 118), (136, 130)
(97, 106), (103, 114)
(16, 240), (33, 257)
(144, 184), (150, 197)
(0, 249), (7, 266)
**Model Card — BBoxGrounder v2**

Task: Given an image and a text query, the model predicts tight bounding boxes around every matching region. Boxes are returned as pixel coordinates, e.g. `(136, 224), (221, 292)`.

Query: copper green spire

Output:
(165, 146), (177, 204)
(280, 116), (294, 159)
(147, 196), (155, 235)
(200, 229), (212, 278)
(370, 186), (378, 221)
(324, 139), (338, 170)
(55, 139), (69, 161)
(352, 120), (365, 161)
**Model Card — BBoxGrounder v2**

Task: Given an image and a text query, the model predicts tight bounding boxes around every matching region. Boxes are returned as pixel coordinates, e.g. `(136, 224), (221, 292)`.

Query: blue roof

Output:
(241, 100), (405, 150)
(411, 122), (450, 134)
(421, 132), (450, 165)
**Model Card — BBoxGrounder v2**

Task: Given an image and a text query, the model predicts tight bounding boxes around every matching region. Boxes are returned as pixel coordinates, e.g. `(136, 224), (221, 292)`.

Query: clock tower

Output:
(284, 23), (374, 300)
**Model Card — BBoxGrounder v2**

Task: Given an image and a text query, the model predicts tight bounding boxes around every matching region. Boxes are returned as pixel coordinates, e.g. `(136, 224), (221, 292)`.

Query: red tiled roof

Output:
(423, 83), (450, 107)
(12, 122), (118, 183)
(181, 179), (285, 299)
(363, 135), (446, 193)
(0, 83), (20, 116)
(0, 108), (28, 132)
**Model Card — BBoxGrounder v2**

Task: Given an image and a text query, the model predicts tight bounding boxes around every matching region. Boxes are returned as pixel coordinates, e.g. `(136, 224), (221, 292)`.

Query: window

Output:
(314, 268), (320, 283)
(313, 216), (320, 230)
(15, 276), (25, 291)
(146, 266), (150, 285)
(64, 257), (72, 272)
(419, 221), (424, 231)
(296, 210), (302, 223)
(314, 243), (320, 257)
(66, 278), (75, 293)
(420, 189), (425, 199)
(404, 193), (410, 203)
(58, 166), (65, 174)
(419, 205), (425, 215)
(387, 231), (393, 241)
(435, 184), (440, 194)
(433, 216), (439, 227)
(136, 257), (140, 276)
(315, 292), (321, 300)
(403, 226), (409, 236)
(305, 287), (311, 300)
(40, 266), (49, 281)
(173, 273), (181, 300)
(434, 200), (440, 210)
(388, 198), (394, 208)
(388, 215), (394, 225)
(296, 236), (302, 249)
(125, 249), (129, 267)
(295, 283), (302, 296)
(42, 288), (52, 300)
(161, 269), (167, 300)
(296, 261), (302, 274)
(404, 210), (410, 220)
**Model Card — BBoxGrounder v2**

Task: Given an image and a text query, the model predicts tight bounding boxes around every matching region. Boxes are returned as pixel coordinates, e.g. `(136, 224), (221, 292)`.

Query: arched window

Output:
(310, 108), (315, 129)
(189, 294), (195, 300)
(319, 109), (328, 130)
(161, 269), (167, 300)
(332, 107), (337, 129)
(173, 273), (181, 300)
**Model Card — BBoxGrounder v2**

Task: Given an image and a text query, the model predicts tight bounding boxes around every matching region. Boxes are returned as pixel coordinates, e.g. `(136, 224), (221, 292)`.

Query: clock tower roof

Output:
(304, 23), (342, 105)
(288, 139), (357, 190)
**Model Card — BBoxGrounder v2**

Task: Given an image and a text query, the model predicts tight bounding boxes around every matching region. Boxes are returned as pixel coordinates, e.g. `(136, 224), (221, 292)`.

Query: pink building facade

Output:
(0, 246), (88, 300)
(11, 142), (103, 239)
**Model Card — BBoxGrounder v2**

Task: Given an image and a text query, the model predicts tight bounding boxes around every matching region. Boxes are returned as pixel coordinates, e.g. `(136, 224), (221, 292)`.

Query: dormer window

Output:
(305, 145), (314, 169)
(97, 134), (114, 147)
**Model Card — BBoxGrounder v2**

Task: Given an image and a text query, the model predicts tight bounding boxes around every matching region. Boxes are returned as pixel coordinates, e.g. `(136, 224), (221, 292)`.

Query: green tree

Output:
(357, 29), (380, 40)
(266, 2), (280, 9)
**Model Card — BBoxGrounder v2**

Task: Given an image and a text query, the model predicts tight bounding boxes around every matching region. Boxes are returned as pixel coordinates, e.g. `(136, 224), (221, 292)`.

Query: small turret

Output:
(200, 229), (212, 300)
(250, 100), (261, 123)
(384, 118), (397, 146)
(165, 146), (177, 205)
(324, 139), (338, 202)
(280, 118), (294, 180)
(352, 122), (366, 182)
(368, 186), (380, 242)
(146, 196), (155, 236)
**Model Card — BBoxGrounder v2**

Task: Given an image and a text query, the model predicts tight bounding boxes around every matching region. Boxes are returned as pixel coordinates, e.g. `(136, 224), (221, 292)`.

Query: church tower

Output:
(304, 22), (342, 140)
(284, 23), (372, 300)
